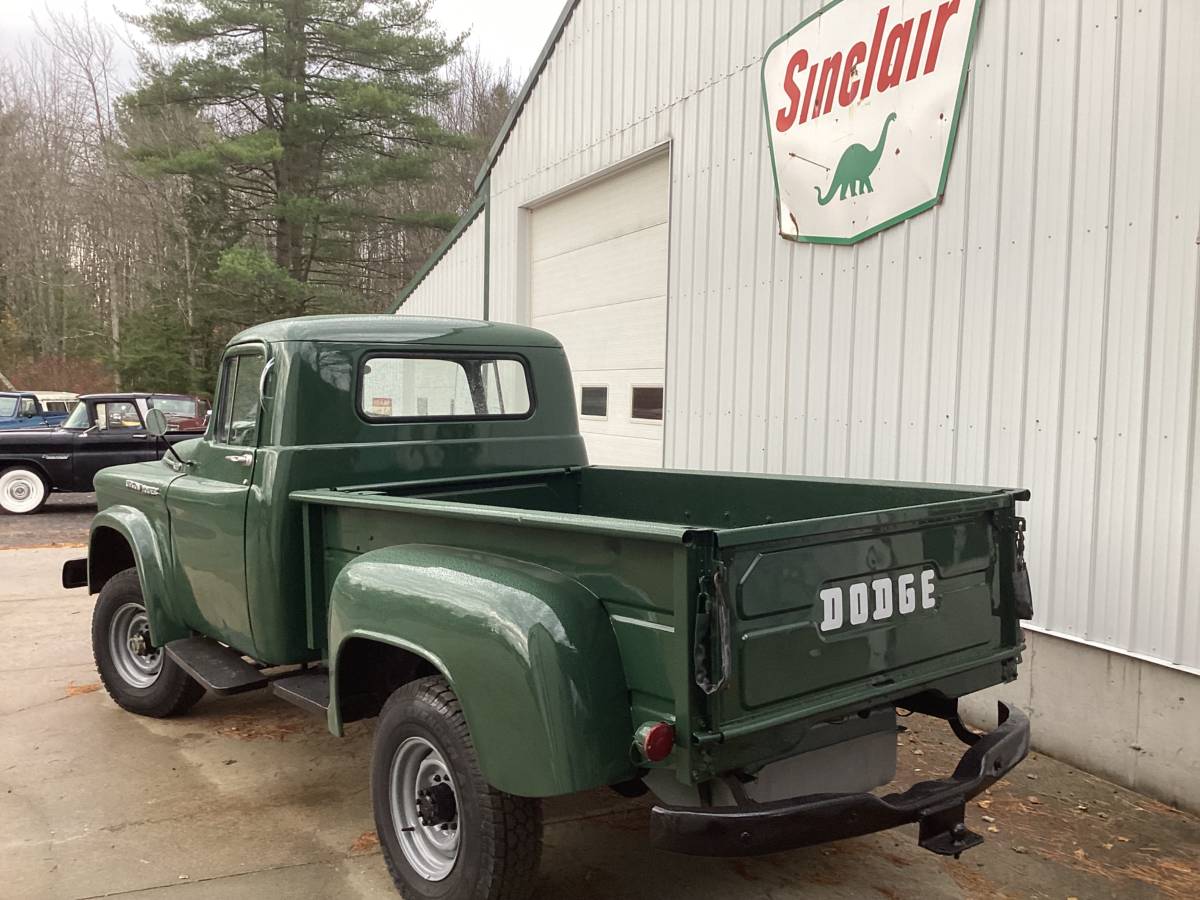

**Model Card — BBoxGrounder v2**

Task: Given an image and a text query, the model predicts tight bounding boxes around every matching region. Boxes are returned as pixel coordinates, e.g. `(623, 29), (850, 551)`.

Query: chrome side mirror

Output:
(145, 407), (169, 438)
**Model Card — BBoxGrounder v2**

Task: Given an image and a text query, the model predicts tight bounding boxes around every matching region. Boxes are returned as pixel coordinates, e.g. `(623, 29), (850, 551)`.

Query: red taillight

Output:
(640, 722), (675, 762)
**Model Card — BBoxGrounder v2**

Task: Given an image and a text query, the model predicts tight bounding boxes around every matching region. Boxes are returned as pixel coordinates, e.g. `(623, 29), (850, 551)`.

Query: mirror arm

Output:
(162, 437), (189, 468)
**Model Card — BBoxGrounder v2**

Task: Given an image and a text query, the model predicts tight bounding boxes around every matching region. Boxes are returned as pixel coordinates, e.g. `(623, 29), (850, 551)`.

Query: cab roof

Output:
(229, 315), (562, 349)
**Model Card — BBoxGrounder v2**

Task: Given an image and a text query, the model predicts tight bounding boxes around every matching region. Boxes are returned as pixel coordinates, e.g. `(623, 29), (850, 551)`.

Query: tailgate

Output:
(711, 492), (1024, 736)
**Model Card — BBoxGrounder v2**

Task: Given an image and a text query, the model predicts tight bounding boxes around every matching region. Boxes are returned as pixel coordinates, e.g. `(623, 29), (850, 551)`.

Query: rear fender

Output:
(328, 544), (636, 797)
(89, 506), (189, 646)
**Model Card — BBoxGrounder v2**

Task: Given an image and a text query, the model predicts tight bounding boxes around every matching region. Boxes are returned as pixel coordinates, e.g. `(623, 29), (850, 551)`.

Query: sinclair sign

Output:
(761, 0), (983, 244)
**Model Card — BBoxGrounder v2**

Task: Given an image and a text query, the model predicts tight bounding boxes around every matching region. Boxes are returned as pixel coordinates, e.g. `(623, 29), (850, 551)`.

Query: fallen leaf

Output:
(1116, 836), (1130, 843)
(350, 831), (379, 854)
(912, 749), (923, 756)
(1103, 843), (1114, 850)
(1027, 796), (1042, 805)
(981, 815), (996, 823)
(987, 826), (999, 833)
(978, 799), (993, 809)
(65, 681), (101, 697)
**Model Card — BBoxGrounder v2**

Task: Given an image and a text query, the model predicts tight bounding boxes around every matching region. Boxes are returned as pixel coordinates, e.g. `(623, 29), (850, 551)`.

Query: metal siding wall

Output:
(397, 212), (487, 319)
(461, 0), (1200, 671)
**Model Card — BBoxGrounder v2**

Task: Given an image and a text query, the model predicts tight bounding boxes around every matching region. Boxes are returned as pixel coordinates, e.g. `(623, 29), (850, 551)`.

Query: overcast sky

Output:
(0, 0), (565, 84)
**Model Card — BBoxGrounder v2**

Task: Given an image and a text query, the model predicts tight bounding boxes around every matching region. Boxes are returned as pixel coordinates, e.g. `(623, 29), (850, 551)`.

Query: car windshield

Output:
(148, 397), (199, 418)
(62, 402), (91, 429)
(0, 397), (16, 417)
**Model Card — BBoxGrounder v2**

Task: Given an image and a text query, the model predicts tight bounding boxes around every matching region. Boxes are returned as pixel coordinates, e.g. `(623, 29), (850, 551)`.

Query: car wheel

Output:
(373, 676), (543, 900)
(91, 568), (206, 717)
(0, 467), (48, 514)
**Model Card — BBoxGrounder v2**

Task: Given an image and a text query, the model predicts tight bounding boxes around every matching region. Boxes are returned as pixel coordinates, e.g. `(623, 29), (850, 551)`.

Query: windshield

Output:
(149, 397), (199, 418)
(0, 397), (16, 417)
(62, 402), (91, 429)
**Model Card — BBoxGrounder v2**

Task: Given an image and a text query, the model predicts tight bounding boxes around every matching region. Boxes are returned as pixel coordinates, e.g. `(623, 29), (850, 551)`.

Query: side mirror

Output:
(145, 407), (169, 438)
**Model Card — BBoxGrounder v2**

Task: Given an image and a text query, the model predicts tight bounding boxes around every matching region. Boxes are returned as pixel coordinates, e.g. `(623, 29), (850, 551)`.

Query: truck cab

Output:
(0, 391), (71, 430)
(66, 315), (1033, 900)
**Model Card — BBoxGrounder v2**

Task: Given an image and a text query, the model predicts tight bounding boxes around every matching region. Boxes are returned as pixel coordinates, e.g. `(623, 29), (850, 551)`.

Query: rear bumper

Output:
(650, 702), (1029, 858)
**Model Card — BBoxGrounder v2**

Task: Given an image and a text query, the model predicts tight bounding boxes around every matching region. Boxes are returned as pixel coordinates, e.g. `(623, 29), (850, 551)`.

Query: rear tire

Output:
(91, 568), (205, 717)
(0, 467), (48, 514)
(372, 676), (543, 900)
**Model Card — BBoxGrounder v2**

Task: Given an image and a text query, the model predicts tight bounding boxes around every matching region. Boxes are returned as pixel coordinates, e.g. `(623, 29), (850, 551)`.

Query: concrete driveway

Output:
(2, 541), (1198, 899)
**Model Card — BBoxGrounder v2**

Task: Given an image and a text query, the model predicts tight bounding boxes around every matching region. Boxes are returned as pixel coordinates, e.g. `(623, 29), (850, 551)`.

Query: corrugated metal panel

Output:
(398, 211), (487, 319)
(418, 0), (1200, 672)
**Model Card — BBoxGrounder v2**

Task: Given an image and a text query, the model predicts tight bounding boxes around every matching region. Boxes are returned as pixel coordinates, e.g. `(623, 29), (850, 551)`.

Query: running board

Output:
(165, 637), (268, 695)
(272, 672), (330, 716)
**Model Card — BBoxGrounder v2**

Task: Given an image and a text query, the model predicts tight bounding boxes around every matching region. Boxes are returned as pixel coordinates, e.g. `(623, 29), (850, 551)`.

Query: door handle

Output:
(224, 453), (253, 466)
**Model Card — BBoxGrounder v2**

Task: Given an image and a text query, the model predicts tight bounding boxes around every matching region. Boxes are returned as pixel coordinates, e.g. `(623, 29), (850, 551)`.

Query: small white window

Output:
(631, 386), (664, 421)
(580, 386), (608, 418)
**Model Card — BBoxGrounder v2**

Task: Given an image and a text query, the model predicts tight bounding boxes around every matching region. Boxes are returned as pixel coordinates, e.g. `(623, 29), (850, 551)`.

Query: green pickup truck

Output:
(64, 315), (1033, 900)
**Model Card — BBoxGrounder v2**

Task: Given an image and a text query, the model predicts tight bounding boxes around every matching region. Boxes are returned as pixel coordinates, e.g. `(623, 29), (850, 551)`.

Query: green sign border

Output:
(760, 0), (985, 246)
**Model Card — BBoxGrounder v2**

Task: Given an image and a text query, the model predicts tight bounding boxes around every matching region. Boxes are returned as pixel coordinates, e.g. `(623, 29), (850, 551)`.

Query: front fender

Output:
(328, 545), (636, 797)
(89, 506), (189, 646)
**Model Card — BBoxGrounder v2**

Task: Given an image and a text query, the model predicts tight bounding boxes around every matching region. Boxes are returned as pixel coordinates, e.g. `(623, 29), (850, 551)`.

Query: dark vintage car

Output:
(0, 393), (206, 514)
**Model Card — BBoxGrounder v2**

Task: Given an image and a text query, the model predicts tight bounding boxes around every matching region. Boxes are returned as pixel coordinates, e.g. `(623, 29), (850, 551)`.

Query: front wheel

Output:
(91, 568), (205, 717)
(0, 467), (48, 514)
(372, 677), (543, 900)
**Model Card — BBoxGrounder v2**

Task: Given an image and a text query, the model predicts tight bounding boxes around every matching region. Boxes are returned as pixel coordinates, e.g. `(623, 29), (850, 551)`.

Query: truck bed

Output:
(294, 466), (1028, 782)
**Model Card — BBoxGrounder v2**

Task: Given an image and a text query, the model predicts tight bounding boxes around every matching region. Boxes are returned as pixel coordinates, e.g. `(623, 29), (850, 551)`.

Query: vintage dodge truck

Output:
(64, 315), (1033, 900)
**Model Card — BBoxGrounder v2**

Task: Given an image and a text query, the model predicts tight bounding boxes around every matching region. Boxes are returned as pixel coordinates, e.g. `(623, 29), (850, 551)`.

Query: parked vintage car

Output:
(63, 316), (1033, 899)
(0, 393), (205, 514)
(0, 391), (77, 431)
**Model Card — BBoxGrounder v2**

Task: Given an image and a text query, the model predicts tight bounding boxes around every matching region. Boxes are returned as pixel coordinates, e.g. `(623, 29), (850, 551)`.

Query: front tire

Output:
(0, 467), (48, 514)
(91, 568), (205, 717)
(372, 677), (543, 900)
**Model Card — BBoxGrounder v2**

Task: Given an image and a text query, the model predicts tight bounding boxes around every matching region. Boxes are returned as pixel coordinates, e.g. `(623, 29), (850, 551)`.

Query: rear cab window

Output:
(359, 355), (532, 420)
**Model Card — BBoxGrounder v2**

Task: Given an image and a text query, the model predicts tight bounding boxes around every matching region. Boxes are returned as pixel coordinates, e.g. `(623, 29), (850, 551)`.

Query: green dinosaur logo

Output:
(814, 112), (897, 206)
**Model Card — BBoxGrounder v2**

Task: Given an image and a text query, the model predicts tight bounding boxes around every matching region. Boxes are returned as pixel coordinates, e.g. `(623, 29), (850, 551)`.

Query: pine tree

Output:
(125, 0), (467, 318)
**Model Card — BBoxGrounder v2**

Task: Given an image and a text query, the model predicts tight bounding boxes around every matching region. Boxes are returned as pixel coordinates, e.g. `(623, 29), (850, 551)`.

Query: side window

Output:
(95, 401), (143, 431)
(18, 397), (37, 418)
(214, 354), (266, 446)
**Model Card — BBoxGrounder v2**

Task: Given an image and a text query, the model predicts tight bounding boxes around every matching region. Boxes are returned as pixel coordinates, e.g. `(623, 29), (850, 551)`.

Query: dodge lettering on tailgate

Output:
(819, 568), (937, 632)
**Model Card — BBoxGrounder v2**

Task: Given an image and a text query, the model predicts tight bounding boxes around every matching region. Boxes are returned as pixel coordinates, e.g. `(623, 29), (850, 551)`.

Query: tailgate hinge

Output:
(694, 562), (732, 696)
(996, 512), (1034, 620)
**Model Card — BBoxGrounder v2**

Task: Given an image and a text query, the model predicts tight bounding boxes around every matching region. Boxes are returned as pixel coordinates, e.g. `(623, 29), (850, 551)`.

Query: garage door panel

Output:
(530, 154), (669, 261)
(531, 224), (668, 317)
(529, 152), (668, 470)
(534, 297), (666, 373)
(574, 367), (665, 439)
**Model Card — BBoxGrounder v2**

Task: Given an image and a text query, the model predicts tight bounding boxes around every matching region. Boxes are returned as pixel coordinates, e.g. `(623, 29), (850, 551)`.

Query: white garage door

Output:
(529, 152), (669, 467)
